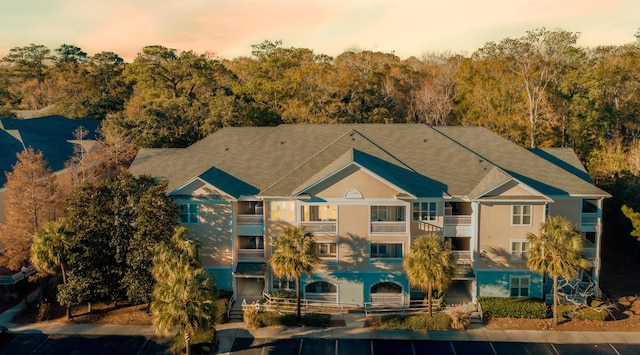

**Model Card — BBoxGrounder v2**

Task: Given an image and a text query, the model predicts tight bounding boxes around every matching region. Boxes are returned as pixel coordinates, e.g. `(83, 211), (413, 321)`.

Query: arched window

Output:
(370, 281), (403, 305)
(304, 281), (338, 302)
(370, 281), (402, 294)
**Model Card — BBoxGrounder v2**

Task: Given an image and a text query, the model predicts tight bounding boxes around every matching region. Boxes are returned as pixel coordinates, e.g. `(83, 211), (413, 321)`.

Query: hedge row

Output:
(477, 296), (548, 319)
(244, 307), (332, 328)
(368, 313), (452, 330)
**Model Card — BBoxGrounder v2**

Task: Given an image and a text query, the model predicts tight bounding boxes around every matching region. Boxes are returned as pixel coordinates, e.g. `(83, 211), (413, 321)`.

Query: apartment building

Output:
(129, 124), (609, 305)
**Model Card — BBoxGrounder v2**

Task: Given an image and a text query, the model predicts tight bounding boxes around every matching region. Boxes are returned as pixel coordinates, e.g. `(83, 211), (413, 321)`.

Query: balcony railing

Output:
(581, 213), (599, 226)
(443, 215), (472, 225)
(370, 221), (407, 234)
(237, 214), (264, 224)
(238, 249), (265, 259)
(582, 247), (596, 260)
(451, 250), (472, 263)
(300, 221), (337, 234)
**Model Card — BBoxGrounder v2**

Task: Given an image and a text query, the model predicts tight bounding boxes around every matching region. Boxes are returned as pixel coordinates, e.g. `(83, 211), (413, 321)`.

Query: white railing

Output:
(0, 264), (36, 286)
(370, 258), (403, 267)
(238, 249), (265, 259)
(254, 291), (347, 314)
(364, 298), (442, 317)
(452, 250), (472, 263)
(300, 221), (337, 234)
(370, 293), (404, 305)
(226, 292), (236, 320)
(443, 215), (472, 225)
(237, 214), (264, 224)
(581, 213), (599, 226)
(370, 221), (406, 234)
(582, 247), (597, 260)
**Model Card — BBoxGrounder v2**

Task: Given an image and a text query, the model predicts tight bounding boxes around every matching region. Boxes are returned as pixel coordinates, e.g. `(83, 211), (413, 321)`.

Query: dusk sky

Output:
(2, 0), (638, 62)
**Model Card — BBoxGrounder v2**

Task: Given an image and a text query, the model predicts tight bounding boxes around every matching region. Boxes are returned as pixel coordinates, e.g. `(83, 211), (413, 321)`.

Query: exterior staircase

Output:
(228, 302), (244, 322)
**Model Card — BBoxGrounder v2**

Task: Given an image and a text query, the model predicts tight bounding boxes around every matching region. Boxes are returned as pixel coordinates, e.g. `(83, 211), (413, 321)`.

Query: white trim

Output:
(169, 176), (236, 201)
(510, 204), (533, 226)
(475, 177), (551, 201)
(293, 161), (416, 199)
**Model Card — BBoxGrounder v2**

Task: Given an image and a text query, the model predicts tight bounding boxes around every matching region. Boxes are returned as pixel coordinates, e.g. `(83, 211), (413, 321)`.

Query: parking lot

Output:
(229, 337), (640, 355)
(0, 333), (172, 355)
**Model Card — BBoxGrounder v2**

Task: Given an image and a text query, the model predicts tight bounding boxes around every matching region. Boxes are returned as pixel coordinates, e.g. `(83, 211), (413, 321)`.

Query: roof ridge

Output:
(258, 126), (356, 196)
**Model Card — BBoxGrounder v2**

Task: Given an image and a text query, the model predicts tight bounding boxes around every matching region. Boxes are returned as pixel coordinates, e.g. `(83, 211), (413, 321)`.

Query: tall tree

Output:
(151, 227), (216, 355)
(526, 216), (589, 326)
(457, 28), (581, 148)
(2, 44), (54, 83)
(269, 225), (320, 323)
(60, 173), (178, 309)
(403, 234), (456, 315)
(31, 220), (72, 318)
(0, 148), (57, 270)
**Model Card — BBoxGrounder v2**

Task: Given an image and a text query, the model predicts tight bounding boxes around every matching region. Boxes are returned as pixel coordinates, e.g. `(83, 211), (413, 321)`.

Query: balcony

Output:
(451, 250), (472, 264)
(580, 213), (600, 232)
(300, 221), (337, 235)
(370, 221), (407, 234)
(237, 214), (264, 236)
(238, 249), (265, 259)
(443, 215), (472, 237)
(238, 214), (264, 224)
(582, 239), (597, 260)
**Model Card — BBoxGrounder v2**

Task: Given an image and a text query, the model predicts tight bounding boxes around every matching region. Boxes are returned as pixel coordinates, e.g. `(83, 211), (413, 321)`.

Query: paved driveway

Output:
(228, 337), (640, 355)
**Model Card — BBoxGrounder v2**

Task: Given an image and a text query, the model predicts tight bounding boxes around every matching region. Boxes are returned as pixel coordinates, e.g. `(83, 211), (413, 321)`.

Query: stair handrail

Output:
(226, 292), (236, 320)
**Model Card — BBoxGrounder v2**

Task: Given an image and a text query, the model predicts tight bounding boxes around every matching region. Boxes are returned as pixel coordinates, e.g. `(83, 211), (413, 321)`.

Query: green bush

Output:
(170, 327), (216, 355)
(245, 309), (332, 328)
(372, 313), (451, 330)
(559, 305), (608, 321)
(478, 296), (548, 319)
(213, 298), (229, 324)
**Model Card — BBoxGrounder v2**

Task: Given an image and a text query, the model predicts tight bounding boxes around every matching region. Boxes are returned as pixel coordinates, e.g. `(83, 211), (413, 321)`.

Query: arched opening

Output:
(370, 281), (403, 305)
(304, 281), (338, 303)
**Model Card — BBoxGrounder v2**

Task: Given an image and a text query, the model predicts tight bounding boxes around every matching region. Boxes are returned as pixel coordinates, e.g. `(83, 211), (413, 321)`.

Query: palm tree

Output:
(151, 227), (216, 355)
(526, 216), (590, 326)
(31, 220), (72, 319)
(269, 225), (320, 323)
(403, 234), (456, 315)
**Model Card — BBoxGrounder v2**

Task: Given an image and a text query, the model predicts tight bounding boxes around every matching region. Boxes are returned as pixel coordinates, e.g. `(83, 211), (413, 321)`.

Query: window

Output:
(371, 206), (406, 221)
(510, 276), (530, 297)
(317, 242), (337, 258)
(370, 243), (403, 258)
(180, 204), (199, 224)
(270, 201), (295, 221)
(512, 205), (532, 225)
(305, 281), (337, 293)
(301, 205), (337, 221)
(412, 202), (437, 221)
(371, 206), (388, 221)
(272, 275), (294, 290)
(510, 240), (530, 261)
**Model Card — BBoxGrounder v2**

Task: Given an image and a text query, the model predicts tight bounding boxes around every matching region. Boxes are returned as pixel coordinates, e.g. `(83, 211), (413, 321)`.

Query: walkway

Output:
(2, 297), (639, 352)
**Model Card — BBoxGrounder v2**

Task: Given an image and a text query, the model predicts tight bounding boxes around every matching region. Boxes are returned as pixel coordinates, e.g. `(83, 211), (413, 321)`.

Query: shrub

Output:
(170, 327), (216, 355)
(243, 307), (261, 329)
(213, 298), (229, 324)
(245, 310), (332, 328)
(559, 305), (608, 321)
(449, 311), (470, 330)
(372, 313), (451, 330)
(478, 297), (548, 319)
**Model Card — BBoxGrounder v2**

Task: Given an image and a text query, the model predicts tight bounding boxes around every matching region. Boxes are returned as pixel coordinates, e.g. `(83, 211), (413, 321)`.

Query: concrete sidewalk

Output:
(214, 312), (640, 354)
(2, 298), (640, 351)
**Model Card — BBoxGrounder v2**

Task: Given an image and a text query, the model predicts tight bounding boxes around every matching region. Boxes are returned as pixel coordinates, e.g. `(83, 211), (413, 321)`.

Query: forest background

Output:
(2, 28), (640, 250)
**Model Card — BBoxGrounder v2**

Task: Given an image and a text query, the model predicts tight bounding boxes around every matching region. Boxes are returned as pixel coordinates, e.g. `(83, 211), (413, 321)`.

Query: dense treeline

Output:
(2, 29), (640, 184)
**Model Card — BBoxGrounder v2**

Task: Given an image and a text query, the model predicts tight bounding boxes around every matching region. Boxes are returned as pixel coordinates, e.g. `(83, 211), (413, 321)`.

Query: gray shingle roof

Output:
(0, 116), (100, 186)
(129, 124), (610, 200)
